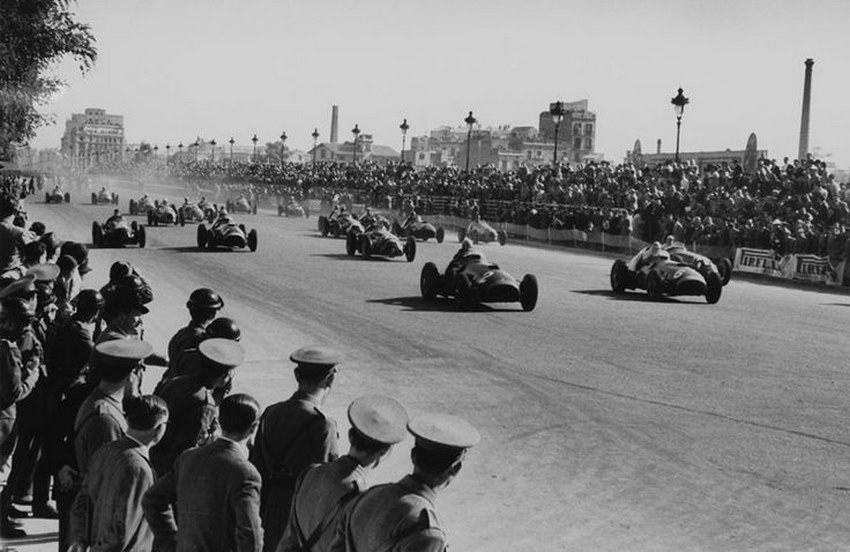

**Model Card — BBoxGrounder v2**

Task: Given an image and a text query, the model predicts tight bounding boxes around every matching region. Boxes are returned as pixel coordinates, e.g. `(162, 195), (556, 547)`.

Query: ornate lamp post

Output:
(166, 144), (171, 165)
(279, 132), (287, 167)
(549, 100), (565, 167)
(193, 140), (199, 162)
(671, 87), (689, 162)
(311, 128), (320, 166)
(229, 137), (235, 164)
(178, 143), (184, 164)
(399, 118), (409, 163)
(210, 139), (217, 163)
(464, 111), (477, 172)
(251, 134), (258, 161)
(153, 145), (159, 161)
(351, 124), (360, 165)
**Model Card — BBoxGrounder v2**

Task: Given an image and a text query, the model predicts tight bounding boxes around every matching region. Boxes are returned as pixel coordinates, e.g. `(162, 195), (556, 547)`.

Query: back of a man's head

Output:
(219, 393), (260, 435)
(124, 395), (168, 431)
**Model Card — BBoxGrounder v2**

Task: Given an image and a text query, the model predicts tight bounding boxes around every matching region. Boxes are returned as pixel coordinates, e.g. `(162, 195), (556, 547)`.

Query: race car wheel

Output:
(64, 193), (71, 203)
(91, 222), (102, 248)
(44, 193), (49, 204)
(705, 272), (722, 304)
(196, 225), (207, 249)
(610, 260), (629, 294)
(147, 211), (154, 226)
(178, 212), (186, 227)
(113, 194), (119, 205)
(91, 193), (97, 205)
(278, 205), (284, 217)
(453, 273), (473, 310)
(436, 226), (445, 244)
(137, 226), (146, 248)
(470, 230), (479, 245)
(131, 220), (139, 232)
(346, 232), (357, 256)
(647, 270), (663, 301)
(520, 274), (539, 312)
(248, 229), (258, 252)
(332, 224), (342, 239)
(129, 200), (136, 215)
(319, 216), (329, 237)
(457, 227), (466, 243)
(405, 237), (417, 263)
(498, 230), (507, 246)
(420, 262), (441, 301)
(360, 235), (372, 259)
(252, 203), (258, 215)
(717, 257), (733, 286)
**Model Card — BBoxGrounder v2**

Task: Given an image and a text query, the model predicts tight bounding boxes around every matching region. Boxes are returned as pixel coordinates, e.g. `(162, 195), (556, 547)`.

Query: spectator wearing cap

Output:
(166, 288), (224, 377)
(0, 278), (40, 538)
(100, 261), (153, 325)
(143, 393), (264, 552)
(69, 395), (168, 552)
(151, 338), (244, 477)
(97, 274), (165, 371)
(277, 396), (408, 552)
(40, 232), (62, 263)
(22, 240), (47, 269)
(0, 193), (36, 286)
(330, 413), (480, 552)
(250, 346), (342, 552)
(59, 242), (90, 279)
(57, 340), (152, 551)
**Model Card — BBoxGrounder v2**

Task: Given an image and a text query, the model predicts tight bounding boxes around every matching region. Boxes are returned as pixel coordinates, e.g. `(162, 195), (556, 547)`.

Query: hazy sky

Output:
(33, 0), (850, 167)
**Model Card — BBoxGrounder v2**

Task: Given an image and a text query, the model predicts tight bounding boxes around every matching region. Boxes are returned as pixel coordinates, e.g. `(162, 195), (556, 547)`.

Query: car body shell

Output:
(197, 219), (257, 251)
(226, 198), (257, 214)
(45, 189), (70, 203)
(459, 220), (507, 246)
(92, 191), (119, 205)
(319, 213), (364, 238)
(392, 218), (444, 242)
(92, 217), (145, 248)
(148, 204), (178, 226)
(613, 245), (722, 303)
(347, 225), (414, 261)
(277, 201), (307, 217)
(128, 197), (155, 215)
(179, 203), (208, 223)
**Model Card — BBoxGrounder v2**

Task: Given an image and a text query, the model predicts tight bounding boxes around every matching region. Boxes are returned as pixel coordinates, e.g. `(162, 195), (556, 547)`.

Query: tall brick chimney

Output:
(330, 105), (339, 144)
(798, 58), (814, 160)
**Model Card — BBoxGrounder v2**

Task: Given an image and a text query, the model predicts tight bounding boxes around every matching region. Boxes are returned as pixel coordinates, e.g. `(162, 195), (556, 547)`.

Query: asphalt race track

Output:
(18, 178), (850, 551)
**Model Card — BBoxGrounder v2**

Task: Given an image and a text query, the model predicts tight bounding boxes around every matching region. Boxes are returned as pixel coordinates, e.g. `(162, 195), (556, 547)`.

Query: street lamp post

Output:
(210, 139), (217, 163)
(153, 145), (159, 161)
(464, 111), (477, 172)
(351, 124), (360, 165)
(251, 134), (258, 161)
(671, 87), (689, 163)
(311, 128), (320, 166)
(399, 118), (409, 164)
(229, 137), (235, 164)
(166, 144), (171, 165)
(193, 140), (199, 162)
(279, 132), (287, 168)
(178, 143), (184, 164)
(549, 101), (565, 167)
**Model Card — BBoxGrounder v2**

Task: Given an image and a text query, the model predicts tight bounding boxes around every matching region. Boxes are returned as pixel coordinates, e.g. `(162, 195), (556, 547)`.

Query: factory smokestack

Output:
(798, 58), (814, 160)
(331, 105), (339, 144)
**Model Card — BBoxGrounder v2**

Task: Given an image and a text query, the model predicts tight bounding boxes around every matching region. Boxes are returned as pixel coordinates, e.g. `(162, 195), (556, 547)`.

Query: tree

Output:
(0, 0), (97, 160)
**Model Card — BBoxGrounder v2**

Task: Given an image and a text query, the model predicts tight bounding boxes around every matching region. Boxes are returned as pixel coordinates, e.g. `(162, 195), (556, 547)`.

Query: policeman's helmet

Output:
(187, 288), (224, 310)
(206, 316), (241, 341)
(109, 261), (134, 282)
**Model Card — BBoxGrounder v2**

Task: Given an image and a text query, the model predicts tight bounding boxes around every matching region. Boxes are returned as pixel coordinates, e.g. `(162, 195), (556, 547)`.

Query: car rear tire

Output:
(319, 216), (329, 237)
(405, 237), (416, 262)
(610, 260), (629, 294)
(457, 227), (466, 243)
(91, 222), (102, 247)
(197, 225), (207, 249)
(252, 203), (258, 215)
(705, 272), (722, 304)
(137, 226), (146, 248)
(420, 262), (441, 301)
(91, 193), (97, 205)
(717, 257), (732, 286)
(278, 205), (284, 217)
(346, 232), (357, 256)
(64, 193), (71, 203)
(45, 193), (49, 204)
(647, 270), (663, 300)
(436, 226), (445, 244)
(520, 274), (539, 312)
(360, 235), (372, 259)
(179, 212), (185, 227)
(498, 230), (507, 246)
(129, 200), (136, 215)
(248, 229), (258, 252)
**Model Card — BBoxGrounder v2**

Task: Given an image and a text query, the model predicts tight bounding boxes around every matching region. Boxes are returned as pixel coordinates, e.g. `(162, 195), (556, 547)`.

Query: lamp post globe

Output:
(670, 87), (689, 162)
(351, 124), (360, 165)
(311, 128), (320, 166)
(464, 111), (477, 172)
(399, 118), (410, 164)
(549, 100), (566, 167)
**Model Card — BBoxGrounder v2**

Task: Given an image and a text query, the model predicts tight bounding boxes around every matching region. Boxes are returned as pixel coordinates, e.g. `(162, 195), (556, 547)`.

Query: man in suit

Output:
(276, 395), (408, 552)
(143, 393), (264, 552)
(250, 346), (342, 552)
(69, 395), (168, 552)
(330, 413), (480, 552)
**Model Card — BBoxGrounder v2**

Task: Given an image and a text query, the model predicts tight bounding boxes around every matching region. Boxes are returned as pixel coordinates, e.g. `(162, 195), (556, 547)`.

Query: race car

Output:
(419, 250), (538, 311)
(196, 216), (258, 252)
(225, 197), (258, 215)
(147, 202), (179, 226)
(91, 189), (119, 205)
(457, 219), (506, 246)
(277, 200), (308, 218)
(610, 245), (722, 304)
(128, 196), (155, 215)
(178, 201), (210, 224)
(346, 223), (416, 262)
(91, 215), (146, 248)
(665, 242), (733, 286)
(392, 216), (445, 243)
(318, 212), (364, 238)
(45, 188), (70, 204)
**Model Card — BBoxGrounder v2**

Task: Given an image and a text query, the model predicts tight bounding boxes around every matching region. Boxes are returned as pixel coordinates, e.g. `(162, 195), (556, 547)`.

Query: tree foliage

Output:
(0, 0), (97, 159)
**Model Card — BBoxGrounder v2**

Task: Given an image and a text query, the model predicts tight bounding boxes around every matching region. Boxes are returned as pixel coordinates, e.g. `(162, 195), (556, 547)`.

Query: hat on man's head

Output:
(61, 242), (90, 274)
(26, 263), (60, 282)
(109, 261), (134, 282)
(95, 339), (153, 366)
(114, 275), (151, 314)
(0, 274), (36, 301)
(56, 254), (77, 274)
(199, 338), (244, 369)
(290, 346), (343, 376)
(0, 297), (37, 322)
(348, 395), (409, 446)
(40, 232), (63, 255)
(408, 413), (480, 456)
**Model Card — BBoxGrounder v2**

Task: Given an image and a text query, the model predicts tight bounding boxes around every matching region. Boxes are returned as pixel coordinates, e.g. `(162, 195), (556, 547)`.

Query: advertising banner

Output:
(791, 254), (839, 284)
(733, 248), (783, 277)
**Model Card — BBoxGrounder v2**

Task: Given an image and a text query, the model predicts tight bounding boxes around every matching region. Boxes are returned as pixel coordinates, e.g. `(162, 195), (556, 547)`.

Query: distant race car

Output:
(318, 212), (364, 238)
(196, 216), (257, 252)
(225, 197), (258, 215)
(665, 242), (733, 286)
(419, 250), (538, 311)
(277, 200), (308, 218)
(346, 223), (416, 262)
(147, 203), (179, 226)
(610, 245), (722, 304)
(92, 216), (146, 248)
(45, 188), (70, 204)
(392, 217), (445, 243)
(128, 196), (155, 215)
(458, 219), (506, 246)
(178, 202), (211, 224)
(91, 189), (119, 206)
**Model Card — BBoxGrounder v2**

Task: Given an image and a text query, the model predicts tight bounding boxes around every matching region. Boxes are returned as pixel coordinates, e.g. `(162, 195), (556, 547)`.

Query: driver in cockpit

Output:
(637, 241), (670, 270)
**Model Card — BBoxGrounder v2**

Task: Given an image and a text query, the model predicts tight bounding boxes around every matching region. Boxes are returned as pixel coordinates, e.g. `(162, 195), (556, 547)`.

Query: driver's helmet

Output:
(649, 241), (663, 256)
(112, 209), (120, 217)
(460, 237), (473, 252)
(184, 197), (189, 204)
(664, 235), (676, 247)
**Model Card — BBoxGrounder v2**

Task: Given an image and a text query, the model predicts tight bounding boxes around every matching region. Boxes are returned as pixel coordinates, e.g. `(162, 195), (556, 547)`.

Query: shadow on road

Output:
(312, 253), (401, 263)
(159, 246), (250, 253)
(367, 296), (523, 312)
(572, 289), (687, 303)
(821, 302), (850, 307)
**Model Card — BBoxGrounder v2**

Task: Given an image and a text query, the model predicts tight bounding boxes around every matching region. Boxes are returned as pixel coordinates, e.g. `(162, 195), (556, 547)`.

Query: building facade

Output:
(60, 108), (125, 168)
(310, 134), (399, 165)
(537, 100), (596, 164)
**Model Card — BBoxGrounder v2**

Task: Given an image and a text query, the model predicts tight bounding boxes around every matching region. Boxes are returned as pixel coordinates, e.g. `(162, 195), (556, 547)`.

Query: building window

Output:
(574, 137), (582, 150)
(585, 124), (593, 136)
(584, 138), (592, 150)
(573, 123), (581, 136)
(536, 150), (542, 158)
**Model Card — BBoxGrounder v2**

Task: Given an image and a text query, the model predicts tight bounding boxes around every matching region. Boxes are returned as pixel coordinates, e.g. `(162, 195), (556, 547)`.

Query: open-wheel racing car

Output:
(346, 222), (416, 262)
(420, 250), (538, 311)
(128, 196), (156, 215)
(196, 215), (257, 252)
(392, 216), (445, 243)
(225, 197), (258, 215)
(277, 199), (308, 218)
(45, 187), (70, 204)
(610, 243), (722, 304)
(92, 214), (146, 248)
(318, 212), (364, 238)
(458, 218), (506, 246)
(91, 189), (119, 206)
(147, 202), (180, 226)
(664, 242), (733, 286)
(178, 201), (211, 224)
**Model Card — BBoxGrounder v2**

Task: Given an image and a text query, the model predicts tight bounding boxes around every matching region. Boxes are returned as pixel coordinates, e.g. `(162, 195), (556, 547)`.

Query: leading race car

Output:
(346, 221), (416, 262)
(419, 248), (538, 311)
(147, 202), (179, 226)
(91, 188), (119, 205)
(92, 213), (146, 248)
(128, 196), (155, 215)
(318, 212), (364, 238)
(45, 187), (70, 204)
(196, 215), (258, 252)
(457, 218), (507, 246)
(665, 242), (733, 286)
(392, 215), (445, 243)
(610, 243), (722, 304)
(225, 196), (258, 215)
(277, 199), (308, 218)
